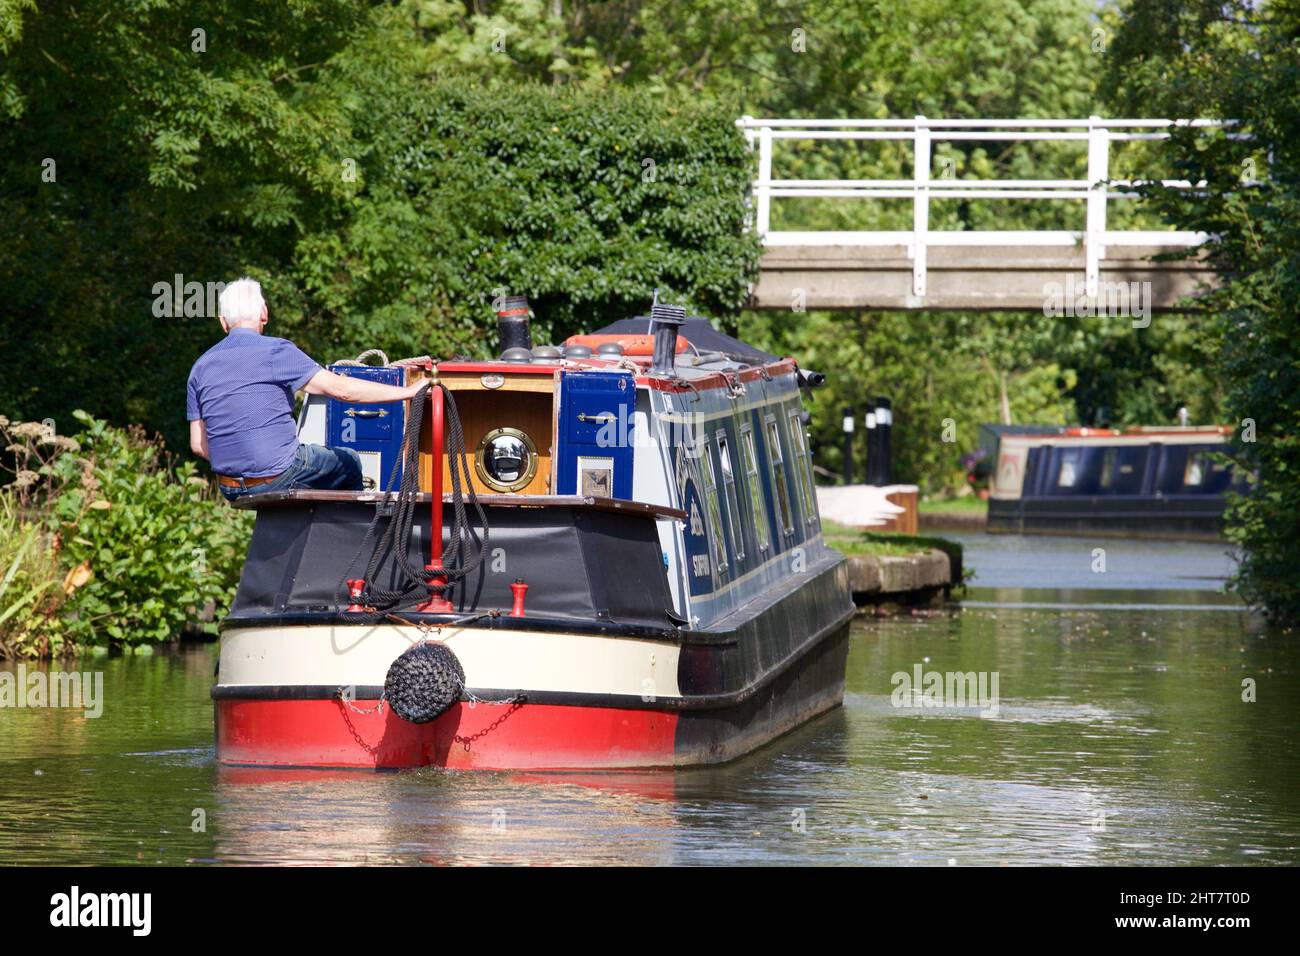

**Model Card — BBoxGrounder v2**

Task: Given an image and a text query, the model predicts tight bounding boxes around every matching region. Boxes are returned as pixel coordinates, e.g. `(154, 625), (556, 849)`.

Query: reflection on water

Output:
(944, 531), (1241, 592)
(0, 535), (1295, 865)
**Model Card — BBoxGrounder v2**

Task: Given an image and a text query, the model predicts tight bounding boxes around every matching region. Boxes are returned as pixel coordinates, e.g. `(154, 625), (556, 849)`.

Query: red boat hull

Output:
(216, 698), (681, 770)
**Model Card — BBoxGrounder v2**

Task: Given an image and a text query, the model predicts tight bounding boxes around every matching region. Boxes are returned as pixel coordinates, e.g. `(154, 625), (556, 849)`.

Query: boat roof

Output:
(434, 315), (796, 390)
(594, 316), (779, 367)
(999, 426), (1232, 448)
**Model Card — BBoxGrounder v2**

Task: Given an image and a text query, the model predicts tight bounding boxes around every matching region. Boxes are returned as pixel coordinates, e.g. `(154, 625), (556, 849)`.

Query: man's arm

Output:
(190, 419), (210, 460)
(302, 369), (426, 404)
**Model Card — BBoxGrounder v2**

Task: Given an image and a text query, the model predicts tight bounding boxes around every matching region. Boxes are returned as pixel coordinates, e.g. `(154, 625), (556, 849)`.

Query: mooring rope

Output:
(337, 382), (490, 621)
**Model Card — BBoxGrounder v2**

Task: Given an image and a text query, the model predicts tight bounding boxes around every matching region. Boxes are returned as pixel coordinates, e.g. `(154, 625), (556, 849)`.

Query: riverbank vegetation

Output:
(0, 0), (1294, 622)
(0, 414), (250, 658)
(1100, 0), (1300, 621)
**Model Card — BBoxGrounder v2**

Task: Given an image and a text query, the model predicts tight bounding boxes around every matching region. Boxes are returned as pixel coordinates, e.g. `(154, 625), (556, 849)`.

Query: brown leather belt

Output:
(216, 471), (283, 490)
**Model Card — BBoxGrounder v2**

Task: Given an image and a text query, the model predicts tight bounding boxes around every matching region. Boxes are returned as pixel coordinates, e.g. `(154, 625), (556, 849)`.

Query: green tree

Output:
(0, 1), (757, 451)
(0, 0), (388, 446)
(1102, 0), (1300, 622)
(284, 80), (758, 361)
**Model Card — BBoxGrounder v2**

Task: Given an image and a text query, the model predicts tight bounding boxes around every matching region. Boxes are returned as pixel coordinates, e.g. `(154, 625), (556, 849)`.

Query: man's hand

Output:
(303, 370), (428, 404)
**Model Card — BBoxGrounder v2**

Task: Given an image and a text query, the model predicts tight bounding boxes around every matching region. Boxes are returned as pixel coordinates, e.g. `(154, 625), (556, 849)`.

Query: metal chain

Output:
(336, 687), (386, 715)
(464, 690), (525, 707)
(334, 686), (523, 718)
(452, 695), (527, 751)
(338, 703), (379, 756)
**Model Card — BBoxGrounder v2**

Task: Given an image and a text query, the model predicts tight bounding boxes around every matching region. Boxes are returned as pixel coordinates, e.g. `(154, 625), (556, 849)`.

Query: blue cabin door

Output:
(556, 371), (635, 499)
(325, 364), (405, 491)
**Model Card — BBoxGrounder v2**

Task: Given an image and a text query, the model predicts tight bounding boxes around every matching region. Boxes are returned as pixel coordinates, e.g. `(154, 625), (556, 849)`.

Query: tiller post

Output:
(417, 381), (454, 613)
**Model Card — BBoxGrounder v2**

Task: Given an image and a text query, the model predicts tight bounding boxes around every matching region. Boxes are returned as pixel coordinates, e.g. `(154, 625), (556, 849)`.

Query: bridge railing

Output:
(736, 116), (1227, 297)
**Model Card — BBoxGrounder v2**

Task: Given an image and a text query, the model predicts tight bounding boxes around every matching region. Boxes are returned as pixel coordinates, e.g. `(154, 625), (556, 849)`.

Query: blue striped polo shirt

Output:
(186, 328), (322, 478)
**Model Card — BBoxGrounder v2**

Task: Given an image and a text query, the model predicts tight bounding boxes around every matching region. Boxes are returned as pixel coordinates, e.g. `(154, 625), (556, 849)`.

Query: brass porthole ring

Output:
(474, 427), (538, 493)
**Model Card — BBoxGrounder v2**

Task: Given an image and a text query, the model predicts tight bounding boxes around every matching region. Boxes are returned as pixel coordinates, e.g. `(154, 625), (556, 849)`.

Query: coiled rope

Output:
(332, 350), (435, 370)
(337, 381), (490, 621)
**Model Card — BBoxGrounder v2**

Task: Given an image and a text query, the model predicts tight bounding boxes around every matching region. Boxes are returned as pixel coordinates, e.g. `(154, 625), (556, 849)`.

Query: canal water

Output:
(0, 534), (1295, 865)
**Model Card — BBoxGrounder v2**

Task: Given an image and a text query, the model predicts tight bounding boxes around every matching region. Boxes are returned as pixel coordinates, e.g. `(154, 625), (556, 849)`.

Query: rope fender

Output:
(383, 641), (466, 724)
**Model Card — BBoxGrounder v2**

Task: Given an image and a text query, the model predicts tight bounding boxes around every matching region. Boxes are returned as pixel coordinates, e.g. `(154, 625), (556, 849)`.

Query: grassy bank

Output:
(823, 520), (966, 586)
(823, 524), (934, 558)
(918, 495), (989, 516)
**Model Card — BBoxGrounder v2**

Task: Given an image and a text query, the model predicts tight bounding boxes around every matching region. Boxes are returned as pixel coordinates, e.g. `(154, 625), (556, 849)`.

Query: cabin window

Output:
(716, 432), (745, 561)
(766, 417), (794, 535)
(787, 409), (818, 529)
(475, 427), (539, 493)
(1099, 445), (1146, 494)
(740, 424), (771, 553)
(1182, 449), (1226, 489)
(700, 439), (728, 573)
(1056, 449), (1081, 488)
(1099, 448), (1116, 488)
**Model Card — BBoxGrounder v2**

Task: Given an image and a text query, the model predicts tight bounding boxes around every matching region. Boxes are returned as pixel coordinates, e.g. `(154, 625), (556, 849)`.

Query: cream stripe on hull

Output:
(218, 624), (684, 700)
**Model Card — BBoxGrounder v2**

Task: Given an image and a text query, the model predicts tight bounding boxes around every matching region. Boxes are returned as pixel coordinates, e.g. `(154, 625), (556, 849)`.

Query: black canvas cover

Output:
(594, 316), (779, 366)
(229, 501), (676, 631)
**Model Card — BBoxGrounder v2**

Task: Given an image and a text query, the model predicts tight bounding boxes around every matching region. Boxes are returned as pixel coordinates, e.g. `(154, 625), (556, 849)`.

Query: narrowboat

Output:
(212, 300), (854, 770)
(987, 426), (1248, 540)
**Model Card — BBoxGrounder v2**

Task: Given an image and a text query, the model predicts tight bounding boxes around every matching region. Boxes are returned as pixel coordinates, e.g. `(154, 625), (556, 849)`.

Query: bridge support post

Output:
(912, 116), (930, 299)
(1086, 115), (1110, 299)
(756, 125), (773, 237)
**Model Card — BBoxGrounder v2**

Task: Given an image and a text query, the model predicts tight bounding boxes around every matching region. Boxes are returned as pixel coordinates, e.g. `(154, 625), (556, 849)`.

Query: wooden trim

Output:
(230, 489), (686, 521)
(420, 387), (555, 496)
(436, 371), (558, 394)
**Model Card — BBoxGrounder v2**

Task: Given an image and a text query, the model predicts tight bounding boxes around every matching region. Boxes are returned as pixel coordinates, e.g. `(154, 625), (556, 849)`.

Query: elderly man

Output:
(187, 277), (423, 501)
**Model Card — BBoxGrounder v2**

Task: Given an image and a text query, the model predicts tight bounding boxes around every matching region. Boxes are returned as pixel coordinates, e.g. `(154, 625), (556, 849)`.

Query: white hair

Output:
(219, 277), (265, 328)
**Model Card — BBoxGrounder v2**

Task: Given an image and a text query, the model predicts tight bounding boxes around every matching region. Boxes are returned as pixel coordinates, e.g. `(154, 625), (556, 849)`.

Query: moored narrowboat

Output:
(987, 426), (1248, 540)
(213, 301), (854, 770)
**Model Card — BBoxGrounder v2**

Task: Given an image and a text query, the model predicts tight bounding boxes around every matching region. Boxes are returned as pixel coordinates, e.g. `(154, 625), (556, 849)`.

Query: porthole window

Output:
(475, 427), (538, 492)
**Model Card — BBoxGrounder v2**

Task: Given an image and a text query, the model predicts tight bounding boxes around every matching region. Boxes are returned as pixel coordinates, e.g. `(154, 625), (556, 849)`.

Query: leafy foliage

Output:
(0, 2), (758, 452)
(284, 80), (759, 360)
(743, 311), (1080, 493)
(0, 413), (251, 656)
(0, 490), (69, 659)
(1103, 0), (1300, 622)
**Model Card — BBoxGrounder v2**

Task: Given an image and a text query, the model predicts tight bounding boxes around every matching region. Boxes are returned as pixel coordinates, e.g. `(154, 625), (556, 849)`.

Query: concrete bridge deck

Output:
(738, 117), (1230, 313)
(752, 240), (1215, 311)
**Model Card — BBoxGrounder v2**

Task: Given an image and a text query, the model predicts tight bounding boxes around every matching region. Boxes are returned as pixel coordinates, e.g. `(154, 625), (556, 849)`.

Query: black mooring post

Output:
(875, 396), (893, 485)
(864, 401), (878, 485)
(841, 406), (854, 485)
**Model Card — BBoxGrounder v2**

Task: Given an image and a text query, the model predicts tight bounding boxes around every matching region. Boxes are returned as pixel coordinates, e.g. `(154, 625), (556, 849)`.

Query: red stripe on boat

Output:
(216, 699), (679, 770)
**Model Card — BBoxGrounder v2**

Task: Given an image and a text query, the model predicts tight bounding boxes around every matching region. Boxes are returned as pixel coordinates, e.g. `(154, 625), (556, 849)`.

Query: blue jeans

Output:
(221, 444), (363, 503)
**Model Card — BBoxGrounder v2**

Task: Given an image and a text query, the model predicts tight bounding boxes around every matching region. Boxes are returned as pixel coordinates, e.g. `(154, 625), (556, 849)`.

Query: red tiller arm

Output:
(418, 381), (454, 612)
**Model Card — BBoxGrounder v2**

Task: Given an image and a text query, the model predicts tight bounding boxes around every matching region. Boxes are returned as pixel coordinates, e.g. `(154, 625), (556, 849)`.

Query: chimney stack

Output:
(496, 295), (533, 355)
(649, 302), (686, 374)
